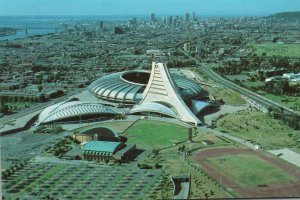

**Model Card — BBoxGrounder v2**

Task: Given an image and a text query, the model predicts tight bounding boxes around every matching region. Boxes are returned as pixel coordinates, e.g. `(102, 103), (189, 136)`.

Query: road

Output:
(179, 49), (299, 116)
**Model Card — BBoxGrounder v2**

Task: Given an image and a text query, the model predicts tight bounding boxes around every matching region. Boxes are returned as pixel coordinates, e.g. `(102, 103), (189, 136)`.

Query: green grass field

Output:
(206, 154), (296, 187)
(251, 43), (300, 57)
(215, 110), (300, 150)
(124, 120), (188, 149)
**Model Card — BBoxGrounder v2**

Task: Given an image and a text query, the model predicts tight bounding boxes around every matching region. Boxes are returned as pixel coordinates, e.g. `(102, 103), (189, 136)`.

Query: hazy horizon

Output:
(0, 0), (300, 16)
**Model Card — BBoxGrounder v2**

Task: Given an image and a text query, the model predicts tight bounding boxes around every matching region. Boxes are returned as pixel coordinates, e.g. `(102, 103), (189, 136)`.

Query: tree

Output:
(0, 102), (9, 114)
(38, 85), (43, 92)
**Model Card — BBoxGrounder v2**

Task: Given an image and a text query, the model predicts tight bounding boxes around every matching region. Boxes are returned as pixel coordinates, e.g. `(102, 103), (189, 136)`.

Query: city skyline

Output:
(1, 0), (300, 16)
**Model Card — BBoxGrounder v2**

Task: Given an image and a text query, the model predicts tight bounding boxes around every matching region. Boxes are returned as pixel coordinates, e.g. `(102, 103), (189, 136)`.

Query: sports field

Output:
(205, 154), (295, 187)
(192, 148), (300, 198)
(124, 120), (188, 149)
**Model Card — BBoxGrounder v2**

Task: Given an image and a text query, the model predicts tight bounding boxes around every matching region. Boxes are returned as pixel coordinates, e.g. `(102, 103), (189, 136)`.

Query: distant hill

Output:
(267, 11), (300, 21)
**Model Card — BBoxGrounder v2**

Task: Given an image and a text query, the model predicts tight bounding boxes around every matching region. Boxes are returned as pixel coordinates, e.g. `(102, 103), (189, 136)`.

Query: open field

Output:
(251, 43), (300, 57)
(192, 147), (300, 198)
(124, 120), (188, 149)
(206, 154), (295, 187)
(215, 109), (300, 150)
(262, 93), (300, 114)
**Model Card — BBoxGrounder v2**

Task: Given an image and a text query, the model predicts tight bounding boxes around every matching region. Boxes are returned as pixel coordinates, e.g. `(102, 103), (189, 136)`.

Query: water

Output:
(0, 15), (141, 41)
(0, 28), (63, 41)
(0, 16), (66, 41)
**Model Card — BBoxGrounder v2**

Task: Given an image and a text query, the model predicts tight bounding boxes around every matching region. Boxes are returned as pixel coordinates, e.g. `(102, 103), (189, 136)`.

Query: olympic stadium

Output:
(38, 62), (219, 125)
(88, 69), (208, 104)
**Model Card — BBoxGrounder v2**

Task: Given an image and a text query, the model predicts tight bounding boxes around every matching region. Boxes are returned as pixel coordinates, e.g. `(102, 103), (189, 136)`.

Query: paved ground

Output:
(269, 148), (300, 167)
(192, 147), (300, 198)
(3, 161), (162, 199)
(0, 131), (67, 169)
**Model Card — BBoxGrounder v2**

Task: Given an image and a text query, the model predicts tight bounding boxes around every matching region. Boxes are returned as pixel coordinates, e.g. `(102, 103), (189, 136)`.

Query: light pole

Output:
(219, 158), (224, 186)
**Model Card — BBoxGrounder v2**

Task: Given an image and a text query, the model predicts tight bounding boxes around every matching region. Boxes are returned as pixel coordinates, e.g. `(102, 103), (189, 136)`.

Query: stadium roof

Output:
(88, 69), (207, 103)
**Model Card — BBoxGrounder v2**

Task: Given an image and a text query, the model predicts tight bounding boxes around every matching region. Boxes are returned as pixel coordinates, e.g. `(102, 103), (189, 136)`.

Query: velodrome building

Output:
(38, 62), (217, 126)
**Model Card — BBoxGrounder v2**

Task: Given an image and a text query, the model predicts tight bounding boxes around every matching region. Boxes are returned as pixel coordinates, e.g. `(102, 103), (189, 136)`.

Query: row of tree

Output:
(0, 95), (46, 103)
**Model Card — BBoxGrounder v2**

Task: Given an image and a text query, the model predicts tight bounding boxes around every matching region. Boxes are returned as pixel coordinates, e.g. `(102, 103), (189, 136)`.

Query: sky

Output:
(0, 0), (300, 16)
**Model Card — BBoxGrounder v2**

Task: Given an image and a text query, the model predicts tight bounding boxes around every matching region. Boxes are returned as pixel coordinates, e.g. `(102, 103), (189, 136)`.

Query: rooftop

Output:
(81, 141), (122, 153)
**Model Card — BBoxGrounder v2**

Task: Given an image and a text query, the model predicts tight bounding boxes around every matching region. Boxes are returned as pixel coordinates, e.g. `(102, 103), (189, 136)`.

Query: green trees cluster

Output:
(216, 55), (300, 76)
(268, 107), (300, 130)
(167, 59), (196, 68)
(34, 125), (63, 134)
(1, 160), (29, 180)
(0, 99), (9, 114)
(52, 138), (72, 157)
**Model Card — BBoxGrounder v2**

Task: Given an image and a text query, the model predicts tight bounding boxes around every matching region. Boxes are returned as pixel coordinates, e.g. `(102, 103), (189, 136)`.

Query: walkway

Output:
(269, 148), (300, 167)
(201, 127), (258, 149)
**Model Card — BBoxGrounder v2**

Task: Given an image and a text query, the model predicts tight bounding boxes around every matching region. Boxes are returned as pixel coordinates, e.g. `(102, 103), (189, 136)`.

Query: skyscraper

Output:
(150, 13), (156, 22)
(165, 16), (172, 26)
(185, 12), (190, 22)
(99, 21), (104, 30)
(192, 12), (196, 21)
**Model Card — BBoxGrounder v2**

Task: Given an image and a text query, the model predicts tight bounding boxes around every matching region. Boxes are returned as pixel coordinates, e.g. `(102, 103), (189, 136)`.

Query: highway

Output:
(0, 89), (85, 126)
(179, 49), (299, 116)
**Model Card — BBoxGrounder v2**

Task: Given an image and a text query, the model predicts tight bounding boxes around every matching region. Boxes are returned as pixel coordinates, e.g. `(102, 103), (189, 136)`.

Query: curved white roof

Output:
(129, 102), (177, 118)
(88, 69), (206, 103)
(38, 101), (117, 124)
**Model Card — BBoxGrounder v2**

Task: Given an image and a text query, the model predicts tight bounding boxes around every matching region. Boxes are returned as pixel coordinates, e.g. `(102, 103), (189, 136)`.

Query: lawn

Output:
(124, 120), (188, 149)
(202, 86), (246, 106)
(215, 110), (300, 150)
(242, 81), (265, 89)
(251, 43), (300, 57)
(205, 154), (296, 187)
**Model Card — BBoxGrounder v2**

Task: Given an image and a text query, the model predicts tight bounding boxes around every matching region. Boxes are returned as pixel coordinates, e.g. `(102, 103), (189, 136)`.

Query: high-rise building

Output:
(114, 27), (125, 34)
(150, 13), (156, 22)
(132, 18), (137, 24)
(185, 12), (190, 22)
(192, 12), (196, 21)
(167, 16), (173, 26)
(99, 21), (104, 30)
(183, 42), (191, 51)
